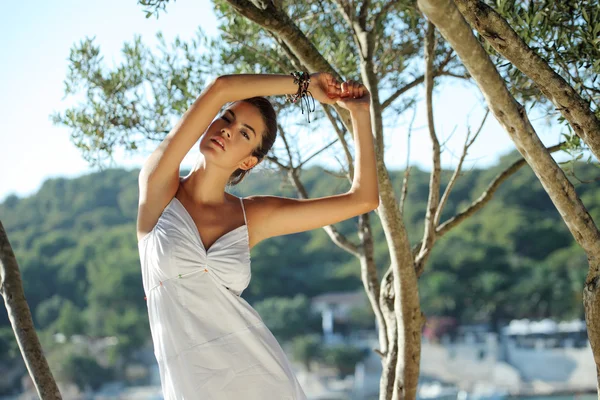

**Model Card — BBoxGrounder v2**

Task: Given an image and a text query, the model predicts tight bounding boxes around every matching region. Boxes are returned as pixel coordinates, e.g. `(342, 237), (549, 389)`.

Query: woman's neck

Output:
(180, 158), (232, 205)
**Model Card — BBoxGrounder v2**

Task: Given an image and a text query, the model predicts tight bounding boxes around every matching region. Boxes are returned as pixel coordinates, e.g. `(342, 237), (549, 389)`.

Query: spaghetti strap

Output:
(239, 197), (248, 226)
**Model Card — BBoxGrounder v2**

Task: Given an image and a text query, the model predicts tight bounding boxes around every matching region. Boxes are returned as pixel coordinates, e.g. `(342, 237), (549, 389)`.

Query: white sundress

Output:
(138, 194), (308, 400)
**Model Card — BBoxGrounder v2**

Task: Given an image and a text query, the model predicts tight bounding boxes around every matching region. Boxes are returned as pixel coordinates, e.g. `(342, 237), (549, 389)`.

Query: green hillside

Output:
(0, 152), (598, 385)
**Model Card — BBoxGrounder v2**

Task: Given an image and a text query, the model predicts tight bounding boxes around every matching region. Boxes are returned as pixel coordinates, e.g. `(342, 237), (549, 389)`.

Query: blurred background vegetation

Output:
(0, 153), (598, 391)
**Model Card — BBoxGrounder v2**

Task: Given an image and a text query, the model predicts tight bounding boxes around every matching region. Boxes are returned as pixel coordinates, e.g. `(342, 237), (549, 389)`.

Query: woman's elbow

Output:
(358, 197), (379, 213)
(208, 76), (232, 101)
(366, 197), (380, 211)
(349, 191), (379, 213)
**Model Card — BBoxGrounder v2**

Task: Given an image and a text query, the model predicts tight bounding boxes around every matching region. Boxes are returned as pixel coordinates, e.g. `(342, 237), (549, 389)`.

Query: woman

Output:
(137, 72), (379, 399)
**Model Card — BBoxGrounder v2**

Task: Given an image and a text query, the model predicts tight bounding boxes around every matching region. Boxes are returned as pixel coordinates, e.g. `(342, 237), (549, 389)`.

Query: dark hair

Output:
(227, 97), (278, 186)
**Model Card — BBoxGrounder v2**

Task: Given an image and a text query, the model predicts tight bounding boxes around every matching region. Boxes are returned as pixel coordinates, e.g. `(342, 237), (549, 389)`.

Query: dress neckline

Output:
(171, 197), (248, 254)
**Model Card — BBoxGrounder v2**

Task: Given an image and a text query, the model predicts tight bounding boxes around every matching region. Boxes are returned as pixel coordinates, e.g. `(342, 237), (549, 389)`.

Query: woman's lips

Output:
(211, 137), (225, 150)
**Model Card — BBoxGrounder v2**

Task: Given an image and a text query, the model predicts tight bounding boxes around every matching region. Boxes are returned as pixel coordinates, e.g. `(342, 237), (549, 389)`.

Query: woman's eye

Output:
(221, 116), (230, 122)
(241, 131), (250, 139)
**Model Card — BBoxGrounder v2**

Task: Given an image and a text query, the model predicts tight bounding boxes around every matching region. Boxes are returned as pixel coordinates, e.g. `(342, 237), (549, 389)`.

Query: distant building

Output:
(502, 318), (588, 348)
(310, 290), (368, 345)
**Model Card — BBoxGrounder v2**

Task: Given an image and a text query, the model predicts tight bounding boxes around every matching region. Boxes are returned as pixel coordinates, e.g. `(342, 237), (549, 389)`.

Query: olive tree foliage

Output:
(475, 0), (600, 168)
(50, 33), (215, 166)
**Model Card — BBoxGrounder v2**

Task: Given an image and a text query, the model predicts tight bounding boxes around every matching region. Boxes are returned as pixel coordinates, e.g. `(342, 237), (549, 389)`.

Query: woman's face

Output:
(199, 101), (266, 172)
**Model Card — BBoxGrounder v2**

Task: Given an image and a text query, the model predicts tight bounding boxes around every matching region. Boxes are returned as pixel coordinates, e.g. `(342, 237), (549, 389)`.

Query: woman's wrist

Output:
(213, 74), (301, 103)
(348, 106), (371, 117)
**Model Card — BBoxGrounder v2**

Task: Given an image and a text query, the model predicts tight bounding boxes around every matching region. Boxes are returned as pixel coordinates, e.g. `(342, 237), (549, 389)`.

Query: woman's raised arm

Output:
(244, 80), (379, 247)
(137, 73), (341, 240)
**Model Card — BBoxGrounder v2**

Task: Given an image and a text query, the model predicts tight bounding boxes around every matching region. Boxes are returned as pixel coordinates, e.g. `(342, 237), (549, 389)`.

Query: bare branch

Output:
(381, 50), (456, 110)
(276, 123), (361, 257)
(418, 22), (442, 262)
(0, 221), (62, 399)
(265, 154), (288, 169)
(322, 167), (348, 180)
(437, 141), (567, 236)
(322, 104), (354, 181)
(434, 109), (489, 226)
(355, 213), (387, 358)
(298, 138), (339, 169)
(400, 107), (417, 213)
(439, 71), (471, 80)
(414, 141), (568, 277)
(280, 122), (297, 160)
(381, 76), (425, 110)
(287, 168), (360, 257)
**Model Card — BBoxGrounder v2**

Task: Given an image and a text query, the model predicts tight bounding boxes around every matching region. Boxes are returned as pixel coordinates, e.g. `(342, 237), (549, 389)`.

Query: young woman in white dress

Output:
(136, 72), (378, 399)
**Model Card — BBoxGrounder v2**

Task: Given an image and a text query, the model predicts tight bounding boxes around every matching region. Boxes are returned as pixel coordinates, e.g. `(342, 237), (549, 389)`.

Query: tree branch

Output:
(400, 108), (417, 213)
(381, 50), (457, 110)
(418, 22), (442, 264)
(357, 0), (371, 31)
(372, 0), (400, 29)
(381, 76), (425, 110)
(298, 138), (339, 169)
(437, 141), (567, 237)
(276, 124), (361, 257)
(418, 0), (600, 264)
(414, 141), (567, 277)
(322, 104), (354, 182)
(454, 0), (600, 163)
(223, 0), (355, 132)
(434, 109), (489, 226)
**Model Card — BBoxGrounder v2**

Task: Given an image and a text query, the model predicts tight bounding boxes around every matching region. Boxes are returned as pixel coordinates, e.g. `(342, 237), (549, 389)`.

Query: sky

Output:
(0, 0), (576, 203)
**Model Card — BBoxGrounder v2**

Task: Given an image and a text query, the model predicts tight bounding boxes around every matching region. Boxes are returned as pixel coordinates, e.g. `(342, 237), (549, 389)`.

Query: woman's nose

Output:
(221, 128), (231, 138)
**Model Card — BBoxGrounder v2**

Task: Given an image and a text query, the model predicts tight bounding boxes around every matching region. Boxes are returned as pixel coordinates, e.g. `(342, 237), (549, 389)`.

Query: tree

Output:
(0, 222), (62, 399)
(50, 1), (582, 399)
(321, 343), (370, 378)
(416, 0), (600, 393)
(253, 294), (322, 343)
(290, 334), (323, 372)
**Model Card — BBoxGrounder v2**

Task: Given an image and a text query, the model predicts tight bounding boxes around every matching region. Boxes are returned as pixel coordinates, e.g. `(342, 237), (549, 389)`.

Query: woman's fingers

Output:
(340, 80), (363, 98)
(341, 81), (354, 97)
(324, 75), (340, 98)
(337, 79), (370, 106)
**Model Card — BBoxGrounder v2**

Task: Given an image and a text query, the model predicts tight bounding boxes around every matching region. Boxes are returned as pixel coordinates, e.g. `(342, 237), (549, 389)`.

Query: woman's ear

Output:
(239, 155), (259, 171)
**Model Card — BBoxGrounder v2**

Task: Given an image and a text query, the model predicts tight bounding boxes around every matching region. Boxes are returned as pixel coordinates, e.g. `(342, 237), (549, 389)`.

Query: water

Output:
(512, 396), (596, 400)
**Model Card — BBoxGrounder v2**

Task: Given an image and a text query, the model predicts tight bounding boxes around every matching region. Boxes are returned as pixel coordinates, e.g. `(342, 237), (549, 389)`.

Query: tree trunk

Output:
(584, 254), (600, 394)
(0, 221), (62, 399)
(377, 164), (422, 400)
(357, 24), (423, 399)
(379, 267), (398, 400)
(358, 213), (389, 359)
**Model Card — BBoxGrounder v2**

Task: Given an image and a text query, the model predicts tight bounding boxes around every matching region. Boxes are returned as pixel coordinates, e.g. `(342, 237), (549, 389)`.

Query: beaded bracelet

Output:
(286, 71), (316, 123)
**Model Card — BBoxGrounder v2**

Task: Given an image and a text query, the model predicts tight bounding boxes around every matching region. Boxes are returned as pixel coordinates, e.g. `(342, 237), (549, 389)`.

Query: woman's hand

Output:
(336, 80), (371, 113)
(308, 72), (341, 105)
